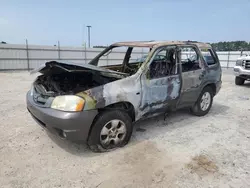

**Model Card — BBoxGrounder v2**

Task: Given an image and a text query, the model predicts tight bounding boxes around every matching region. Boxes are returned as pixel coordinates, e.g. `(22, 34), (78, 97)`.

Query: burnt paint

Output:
(139, 74), (181, 118)
(77, 44), (221, 121)
(77, 85), (105, 110)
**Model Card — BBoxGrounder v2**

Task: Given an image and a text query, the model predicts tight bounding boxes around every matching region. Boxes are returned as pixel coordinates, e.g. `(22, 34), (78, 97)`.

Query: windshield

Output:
(89, 46), (150, 75)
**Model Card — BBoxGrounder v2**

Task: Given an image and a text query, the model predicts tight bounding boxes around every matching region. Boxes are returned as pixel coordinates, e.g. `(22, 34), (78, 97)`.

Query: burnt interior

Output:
(102, 62), (142, 75)
(89, 46), (148, 76)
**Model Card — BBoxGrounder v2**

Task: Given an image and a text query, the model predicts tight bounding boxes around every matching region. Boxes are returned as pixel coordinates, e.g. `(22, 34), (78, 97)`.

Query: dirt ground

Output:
(0, 69), (250, 188)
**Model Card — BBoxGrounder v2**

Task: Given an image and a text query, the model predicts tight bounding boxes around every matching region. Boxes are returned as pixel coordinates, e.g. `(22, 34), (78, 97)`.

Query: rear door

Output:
(178, 45), (206, 107)
(200, 47), (222, 92)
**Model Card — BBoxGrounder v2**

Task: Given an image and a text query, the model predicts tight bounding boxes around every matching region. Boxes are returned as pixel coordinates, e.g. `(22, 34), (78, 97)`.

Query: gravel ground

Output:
(0, 69), (250, 188)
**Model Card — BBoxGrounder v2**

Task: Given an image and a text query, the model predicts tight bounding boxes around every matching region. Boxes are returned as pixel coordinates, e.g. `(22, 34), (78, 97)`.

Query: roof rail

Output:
(185, 40), (199, 43)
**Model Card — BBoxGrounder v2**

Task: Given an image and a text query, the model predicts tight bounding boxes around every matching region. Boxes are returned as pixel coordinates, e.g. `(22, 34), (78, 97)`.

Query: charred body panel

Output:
(31, 60), (128, 77)
(77, 74), (141, 116)
(139, 75), (181, 118)
(77, 45), (182, 120)
(31, 61), (123, 108)
(138, 45), (182, 118)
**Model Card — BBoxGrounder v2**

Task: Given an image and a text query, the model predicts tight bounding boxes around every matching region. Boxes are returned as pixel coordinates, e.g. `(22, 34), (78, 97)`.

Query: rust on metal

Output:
(112, 40), (211, 49)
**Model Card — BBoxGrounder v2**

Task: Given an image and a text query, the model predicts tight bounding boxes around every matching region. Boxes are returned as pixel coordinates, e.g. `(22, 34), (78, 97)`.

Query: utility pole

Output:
(86, 25), (92, 48)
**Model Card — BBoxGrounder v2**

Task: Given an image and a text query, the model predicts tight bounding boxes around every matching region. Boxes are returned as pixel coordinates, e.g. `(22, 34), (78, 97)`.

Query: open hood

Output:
(30, 61), (128, 77)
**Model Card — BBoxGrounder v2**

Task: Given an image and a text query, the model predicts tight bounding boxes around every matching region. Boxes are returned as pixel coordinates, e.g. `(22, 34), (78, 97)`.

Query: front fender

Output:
(76, 85), (105, 111)
(77, 75), (141, 115)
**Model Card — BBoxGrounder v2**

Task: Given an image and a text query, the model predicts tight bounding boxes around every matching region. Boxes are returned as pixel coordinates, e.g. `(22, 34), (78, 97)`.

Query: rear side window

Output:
(180, 46), (201, 72)
(200, 48), (217, 65)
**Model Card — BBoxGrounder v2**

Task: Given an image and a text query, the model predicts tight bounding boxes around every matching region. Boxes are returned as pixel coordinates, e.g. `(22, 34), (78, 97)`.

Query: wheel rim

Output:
(100, 119), (127, 147)
(200, 92), (211, 111)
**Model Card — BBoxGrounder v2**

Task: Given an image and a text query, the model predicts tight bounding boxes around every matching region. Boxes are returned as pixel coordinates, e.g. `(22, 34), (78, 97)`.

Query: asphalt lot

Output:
(0, 69), (250, 188)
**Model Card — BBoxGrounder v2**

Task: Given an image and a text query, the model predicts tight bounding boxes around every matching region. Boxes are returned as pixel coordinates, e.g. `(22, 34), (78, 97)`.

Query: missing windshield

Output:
(89, 46), (150, 75)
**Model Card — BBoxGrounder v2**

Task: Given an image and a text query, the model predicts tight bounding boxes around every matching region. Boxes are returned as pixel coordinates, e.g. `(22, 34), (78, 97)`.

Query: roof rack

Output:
(185, 40), (199, 43)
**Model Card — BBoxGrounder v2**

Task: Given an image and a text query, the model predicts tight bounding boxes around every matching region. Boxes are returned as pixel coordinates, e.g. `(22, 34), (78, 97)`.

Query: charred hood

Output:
(30, 61), (128, 100)
(31, 61), (128, 78)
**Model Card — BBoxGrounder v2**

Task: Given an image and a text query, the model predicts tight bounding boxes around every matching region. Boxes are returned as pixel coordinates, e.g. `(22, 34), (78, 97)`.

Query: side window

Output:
(200, 48), (217, 66)
(180, 47), (201, 72)
(149, 47), (177, 79)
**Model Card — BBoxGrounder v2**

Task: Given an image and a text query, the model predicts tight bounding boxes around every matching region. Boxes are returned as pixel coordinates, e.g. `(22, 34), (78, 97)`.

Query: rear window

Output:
(200, 48), (217, 65)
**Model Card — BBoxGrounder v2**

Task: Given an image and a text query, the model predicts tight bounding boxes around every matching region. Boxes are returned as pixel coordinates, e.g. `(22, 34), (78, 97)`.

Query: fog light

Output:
(58, 130), (67, 139)
(62, 131), (67, 138)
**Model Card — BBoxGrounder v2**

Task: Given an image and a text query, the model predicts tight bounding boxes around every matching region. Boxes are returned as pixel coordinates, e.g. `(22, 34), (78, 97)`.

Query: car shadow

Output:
(130, 102), (230, 140)
(46, 132), (101, 157)
(47, 102), (230, 156)
(242, 82), (250, 88)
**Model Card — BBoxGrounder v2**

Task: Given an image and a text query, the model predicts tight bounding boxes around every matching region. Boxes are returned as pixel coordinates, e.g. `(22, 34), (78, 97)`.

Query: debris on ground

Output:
(186, 154), (219, 176)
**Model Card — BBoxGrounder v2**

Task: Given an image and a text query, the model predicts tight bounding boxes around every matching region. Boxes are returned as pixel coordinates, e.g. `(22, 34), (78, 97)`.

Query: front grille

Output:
(245, 60), (250, 70)
(33, 85), (50, 105)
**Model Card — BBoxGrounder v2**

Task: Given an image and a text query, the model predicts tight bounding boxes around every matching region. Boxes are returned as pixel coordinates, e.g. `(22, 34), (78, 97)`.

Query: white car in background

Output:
(234, 55), (250, 85)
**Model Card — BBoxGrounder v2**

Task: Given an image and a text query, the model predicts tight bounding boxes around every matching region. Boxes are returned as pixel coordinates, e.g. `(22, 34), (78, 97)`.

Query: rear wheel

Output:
(235, 76), (245, 85)
(87, 110), (133, 152)
(190, 86), (213, 116)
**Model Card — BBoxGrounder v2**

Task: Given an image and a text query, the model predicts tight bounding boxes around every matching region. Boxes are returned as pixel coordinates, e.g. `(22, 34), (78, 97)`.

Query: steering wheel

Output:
(122, 63), (137, 75)
(186, 58), (195, 63)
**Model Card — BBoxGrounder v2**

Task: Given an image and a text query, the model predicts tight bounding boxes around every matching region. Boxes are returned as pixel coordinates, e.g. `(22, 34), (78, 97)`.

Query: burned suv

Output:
(26, 41), (222, 152)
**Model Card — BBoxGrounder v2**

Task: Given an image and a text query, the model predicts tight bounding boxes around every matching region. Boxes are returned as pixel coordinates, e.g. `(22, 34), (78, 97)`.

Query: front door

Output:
(178, 45), (206, 107)
(139, 46), (181, 118)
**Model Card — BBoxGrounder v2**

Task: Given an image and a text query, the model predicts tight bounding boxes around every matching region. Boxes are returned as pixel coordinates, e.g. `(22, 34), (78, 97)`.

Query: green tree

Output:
(211, 41), (250, 51)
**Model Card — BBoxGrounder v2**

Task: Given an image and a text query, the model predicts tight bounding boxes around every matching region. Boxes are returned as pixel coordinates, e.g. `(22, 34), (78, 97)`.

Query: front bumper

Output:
(234, 66), (250, 77)
(26, 91), (98, 142)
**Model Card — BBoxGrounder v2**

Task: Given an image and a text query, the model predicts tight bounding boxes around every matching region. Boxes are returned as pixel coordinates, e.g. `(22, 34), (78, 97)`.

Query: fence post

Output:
(106, 44), (109, 65)
(227, 51), (230, 68)
(25, 39), (30, 71)
(84, 43), (87, 63)
(58, 41), (60, 60)
(106, 54), (109, 66)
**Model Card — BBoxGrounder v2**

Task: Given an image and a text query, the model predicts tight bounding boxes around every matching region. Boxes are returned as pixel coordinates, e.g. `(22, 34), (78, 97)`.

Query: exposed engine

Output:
(33, 71), (118, 97)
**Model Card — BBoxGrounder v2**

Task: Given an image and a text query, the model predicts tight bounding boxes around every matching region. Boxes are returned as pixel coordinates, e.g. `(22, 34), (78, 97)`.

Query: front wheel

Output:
(190, 87), (213, 116)
(235, 76), (245, 85)
(87, 110), (133, 152)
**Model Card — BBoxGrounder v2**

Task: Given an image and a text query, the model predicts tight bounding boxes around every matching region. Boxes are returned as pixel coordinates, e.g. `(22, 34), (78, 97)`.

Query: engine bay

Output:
(33, 71), (118, 97)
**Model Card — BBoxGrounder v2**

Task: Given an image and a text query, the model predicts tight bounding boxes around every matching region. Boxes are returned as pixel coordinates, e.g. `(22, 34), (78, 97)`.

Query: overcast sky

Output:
(1, 0), (250, 46)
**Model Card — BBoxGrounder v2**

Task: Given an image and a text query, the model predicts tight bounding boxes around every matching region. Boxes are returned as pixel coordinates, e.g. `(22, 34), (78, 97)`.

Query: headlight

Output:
(236, 60), (243, 66)
(51, 95), (85, 112)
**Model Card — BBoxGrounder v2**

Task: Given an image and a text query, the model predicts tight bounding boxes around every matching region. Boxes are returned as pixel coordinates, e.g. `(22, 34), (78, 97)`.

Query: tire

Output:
(190, 86), (214, 116)
(87, 110), (133, 152)
(235, 76), (245, 85)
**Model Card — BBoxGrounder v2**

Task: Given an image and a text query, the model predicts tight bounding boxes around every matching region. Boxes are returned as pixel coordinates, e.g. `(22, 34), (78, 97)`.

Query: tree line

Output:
(93, 41), (250, 51)
(210, 41), (250, 51)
